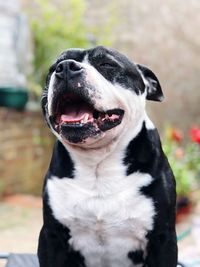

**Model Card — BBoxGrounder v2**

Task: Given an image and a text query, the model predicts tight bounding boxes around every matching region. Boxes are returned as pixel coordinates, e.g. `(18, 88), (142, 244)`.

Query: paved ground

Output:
(0, 194), (200, 267)
(0, 195), (42, 267)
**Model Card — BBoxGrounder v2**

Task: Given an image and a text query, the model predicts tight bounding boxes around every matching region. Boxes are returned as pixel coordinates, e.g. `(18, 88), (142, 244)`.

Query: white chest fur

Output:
(47, 156), (155, 267)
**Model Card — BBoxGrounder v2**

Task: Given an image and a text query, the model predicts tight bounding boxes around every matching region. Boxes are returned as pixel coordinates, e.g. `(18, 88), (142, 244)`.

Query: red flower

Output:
(169, 128), (183, 142)
(190, 127), (200, 144)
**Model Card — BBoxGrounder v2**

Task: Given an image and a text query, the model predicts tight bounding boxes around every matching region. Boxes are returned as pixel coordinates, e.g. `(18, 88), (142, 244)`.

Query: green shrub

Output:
(27, 0), (115, 90)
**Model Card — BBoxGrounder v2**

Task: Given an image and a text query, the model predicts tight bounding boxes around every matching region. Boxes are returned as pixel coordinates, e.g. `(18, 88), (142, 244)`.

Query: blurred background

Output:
(0, 0), (200, 266)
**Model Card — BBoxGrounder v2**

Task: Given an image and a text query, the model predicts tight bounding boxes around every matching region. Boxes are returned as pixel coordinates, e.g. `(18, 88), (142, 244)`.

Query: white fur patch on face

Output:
(47, 152), (155, 267)
(47, 71), (56, 116)
(82, 56), (145, 113)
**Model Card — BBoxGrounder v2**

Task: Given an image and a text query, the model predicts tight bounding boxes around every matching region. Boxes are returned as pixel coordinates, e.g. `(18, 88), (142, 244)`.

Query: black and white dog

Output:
(38, 46), (177, 267)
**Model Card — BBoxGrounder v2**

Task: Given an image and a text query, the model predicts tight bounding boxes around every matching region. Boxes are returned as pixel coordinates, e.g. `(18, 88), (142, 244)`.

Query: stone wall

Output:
(0, 108), (54, 197)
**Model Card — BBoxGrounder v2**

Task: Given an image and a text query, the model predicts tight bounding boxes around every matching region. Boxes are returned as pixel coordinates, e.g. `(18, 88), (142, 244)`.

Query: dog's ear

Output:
(137, 64), (164, 102)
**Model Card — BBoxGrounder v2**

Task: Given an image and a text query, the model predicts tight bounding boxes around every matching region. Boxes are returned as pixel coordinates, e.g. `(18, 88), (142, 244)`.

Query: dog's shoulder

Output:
(124, 120), (176, 209)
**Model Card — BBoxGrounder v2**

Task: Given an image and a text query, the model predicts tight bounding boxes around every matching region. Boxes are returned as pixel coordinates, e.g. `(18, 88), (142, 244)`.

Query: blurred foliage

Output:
(26, 0), (115, 93)
(163, 126), (200, 196)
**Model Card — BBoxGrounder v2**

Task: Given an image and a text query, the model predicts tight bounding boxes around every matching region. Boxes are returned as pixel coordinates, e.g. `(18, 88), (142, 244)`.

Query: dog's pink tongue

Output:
(60, 104), (93, 123)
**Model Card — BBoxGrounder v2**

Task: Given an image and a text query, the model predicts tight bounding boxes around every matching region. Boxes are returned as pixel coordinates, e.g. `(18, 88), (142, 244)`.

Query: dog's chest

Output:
(47, 163), (155, 267)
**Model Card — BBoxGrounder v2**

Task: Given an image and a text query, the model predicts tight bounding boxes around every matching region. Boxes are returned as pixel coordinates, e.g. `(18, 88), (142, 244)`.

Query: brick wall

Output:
(0, 108), (54, 197)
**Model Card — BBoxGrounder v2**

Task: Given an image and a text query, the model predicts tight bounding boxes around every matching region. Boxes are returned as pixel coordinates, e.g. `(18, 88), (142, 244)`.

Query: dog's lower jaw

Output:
(59, 104), (148, 155)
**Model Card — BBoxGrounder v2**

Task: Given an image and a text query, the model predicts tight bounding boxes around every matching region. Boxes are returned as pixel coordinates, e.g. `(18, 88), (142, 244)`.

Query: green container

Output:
(0, 87), (28, 110)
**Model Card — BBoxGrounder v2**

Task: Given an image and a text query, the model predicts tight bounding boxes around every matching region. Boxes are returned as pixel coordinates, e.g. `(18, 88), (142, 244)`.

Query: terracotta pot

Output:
(176, 196), (193, 223)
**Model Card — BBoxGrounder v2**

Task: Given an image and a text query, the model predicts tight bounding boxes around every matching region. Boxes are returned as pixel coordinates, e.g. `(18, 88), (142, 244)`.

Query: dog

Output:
(38, 46), (178, 267)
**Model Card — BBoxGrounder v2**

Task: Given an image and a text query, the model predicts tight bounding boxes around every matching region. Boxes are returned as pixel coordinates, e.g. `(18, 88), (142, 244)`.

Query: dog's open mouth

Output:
(50, 92), (124, 141)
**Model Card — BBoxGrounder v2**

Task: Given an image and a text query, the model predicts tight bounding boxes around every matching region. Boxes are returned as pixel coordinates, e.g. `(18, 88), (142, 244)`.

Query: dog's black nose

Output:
(55, 60), (83, 80)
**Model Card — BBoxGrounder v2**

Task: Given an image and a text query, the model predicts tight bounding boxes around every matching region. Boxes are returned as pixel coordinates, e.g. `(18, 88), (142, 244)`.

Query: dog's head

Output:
(42, 46), (163, 148)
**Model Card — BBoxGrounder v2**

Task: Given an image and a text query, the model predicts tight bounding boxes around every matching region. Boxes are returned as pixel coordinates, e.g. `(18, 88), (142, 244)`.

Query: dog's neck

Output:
(48, 113), (159, 179)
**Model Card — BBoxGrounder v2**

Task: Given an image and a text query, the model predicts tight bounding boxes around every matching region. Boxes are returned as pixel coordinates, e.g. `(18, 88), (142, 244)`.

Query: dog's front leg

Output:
(144, 230), (178, 267)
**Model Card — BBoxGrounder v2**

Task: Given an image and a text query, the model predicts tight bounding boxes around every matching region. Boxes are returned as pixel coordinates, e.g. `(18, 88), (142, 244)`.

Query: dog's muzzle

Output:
(48, 60), (124, 144)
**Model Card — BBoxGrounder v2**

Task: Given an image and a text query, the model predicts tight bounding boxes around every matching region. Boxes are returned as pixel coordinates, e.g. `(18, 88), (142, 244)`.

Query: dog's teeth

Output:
(82, 114), (89, 123)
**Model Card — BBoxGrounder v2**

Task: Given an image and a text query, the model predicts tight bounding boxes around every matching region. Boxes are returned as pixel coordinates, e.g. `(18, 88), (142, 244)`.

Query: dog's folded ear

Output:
(137, 64), (164, 102)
